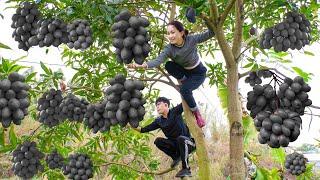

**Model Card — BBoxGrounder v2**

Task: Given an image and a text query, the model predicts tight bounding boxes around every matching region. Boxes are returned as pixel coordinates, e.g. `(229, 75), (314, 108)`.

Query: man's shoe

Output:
(170, 157), (181, 168)
(175, 168), (192, 177)
(192, 110), (206, 128)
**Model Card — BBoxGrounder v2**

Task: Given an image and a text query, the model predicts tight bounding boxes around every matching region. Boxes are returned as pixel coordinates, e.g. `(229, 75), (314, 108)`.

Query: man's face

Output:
(156, 101), (169, 115)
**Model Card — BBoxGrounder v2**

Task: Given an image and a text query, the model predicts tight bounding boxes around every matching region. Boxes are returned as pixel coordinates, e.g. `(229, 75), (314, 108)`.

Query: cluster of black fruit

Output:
(11, 141), (44, 179)
(260, 11), (312, 52)
(0, 72), (30, 128)
(244, 69), (273, 86)
(255, 109), (302, 148)
(66, 19), (93, 50)
(45, 150), (65, 170)
(11, 2), (41, 51)
(104, 74), (146, 128)
(185, 7), (196, 23)
(59, 93), (89, 122)
(277, 76), (312, 115)
(84, 100), (111, 133)
(11, 2), (94, 51)
(285, 152), (308, 176)
(247, 84), (278, 118)
(62, 153), (94, 180)
(246, 73), (312, 147)
(35, 18), (69, 48)
(37, 88), (64, 127)
(111, 9), (151, 64)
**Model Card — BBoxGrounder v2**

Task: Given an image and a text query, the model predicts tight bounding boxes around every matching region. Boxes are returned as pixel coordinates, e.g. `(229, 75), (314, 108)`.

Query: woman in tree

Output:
(128, 20), (214, 128)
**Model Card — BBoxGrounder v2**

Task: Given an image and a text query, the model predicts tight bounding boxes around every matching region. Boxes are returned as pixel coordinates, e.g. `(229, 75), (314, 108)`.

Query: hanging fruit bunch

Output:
(103, 74), (146, 128)
(0, 72), (30, 128)
(111, 9), (151, 65)
(260, 11), (312, 52)
(245, 70), (312, 148)
(285, 152), (308, 176)
(11, 2), (41, 51)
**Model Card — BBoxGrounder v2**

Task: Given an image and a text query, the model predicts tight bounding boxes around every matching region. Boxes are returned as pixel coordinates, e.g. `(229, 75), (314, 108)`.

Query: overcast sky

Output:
(1, 2), (320, 147)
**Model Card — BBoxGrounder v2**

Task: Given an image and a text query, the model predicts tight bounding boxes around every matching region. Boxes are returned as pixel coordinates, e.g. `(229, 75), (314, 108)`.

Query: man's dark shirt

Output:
(141, 104), (191, 139)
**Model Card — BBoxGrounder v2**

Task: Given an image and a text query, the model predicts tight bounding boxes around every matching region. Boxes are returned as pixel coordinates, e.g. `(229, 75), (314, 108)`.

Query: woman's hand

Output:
(127, 62), (147, 69)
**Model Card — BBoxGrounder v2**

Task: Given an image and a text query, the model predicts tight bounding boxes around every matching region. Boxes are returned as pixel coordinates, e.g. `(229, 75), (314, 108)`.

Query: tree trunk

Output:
(227, 64), (245, 179)
(181, 100), (212, 180)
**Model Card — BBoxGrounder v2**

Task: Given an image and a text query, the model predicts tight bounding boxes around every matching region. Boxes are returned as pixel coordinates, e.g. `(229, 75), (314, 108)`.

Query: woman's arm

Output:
(190, 29), (215, 44)
(127, 45), (170, 69)
(145, 45), (170, 68)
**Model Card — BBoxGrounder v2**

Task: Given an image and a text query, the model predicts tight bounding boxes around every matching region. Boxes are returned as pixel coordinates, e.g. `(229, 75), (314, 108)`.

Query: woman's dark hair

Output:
(155, 97), (170, 107)
(168, 20), (189, 38)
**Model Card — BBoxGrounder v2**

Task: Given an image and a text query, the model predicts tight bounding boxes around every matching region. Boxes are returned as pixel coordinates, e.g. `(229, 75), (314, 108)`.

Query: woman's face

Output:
(166, 25), (184, 45)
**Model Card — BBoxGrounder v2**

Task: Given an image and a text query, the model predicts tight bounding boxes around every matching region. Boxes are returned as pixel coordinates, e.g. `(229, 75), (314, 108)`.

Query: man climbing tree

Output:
(134, 97), (196, 178)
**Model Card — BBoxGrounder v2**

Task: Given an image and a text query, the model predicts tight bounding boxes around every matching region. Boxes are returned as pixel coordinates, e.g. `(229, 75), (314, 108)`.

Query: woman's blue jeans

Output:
(165, 61), (207, 110)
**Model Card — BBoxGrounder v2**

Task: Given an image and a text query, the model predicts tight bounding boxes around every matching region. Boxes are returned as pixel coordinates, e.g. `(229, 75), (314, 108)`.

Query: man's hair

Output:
(155, 97), (170, 107)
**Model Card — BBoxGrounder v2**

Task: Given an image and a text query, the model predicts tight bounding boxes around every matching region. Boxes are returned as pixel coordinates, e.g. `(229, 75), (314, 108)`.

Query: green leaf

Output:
(70, 128), (82, 141)
(269, 168), (281, 180)
(0, 42), (11, 49)
(40, 61), (52, 75)
(0, 145), (15, 153)
(9, 125), (18, 146)
(217, 85), (228, 113)
(242, 115), (256, 148)
(291, 66), (313, 82)
(0, 127), (4, 146)
(270, 148), (285, 167)
(2, 59), (9, 72)
(25, 72), (37, 82)
(255, 167), (269, 180)
(243, 62), (254, 68)
(297, 163), (314, 179)
(8, 64), (24, 72)
(303, 51), (315, 56)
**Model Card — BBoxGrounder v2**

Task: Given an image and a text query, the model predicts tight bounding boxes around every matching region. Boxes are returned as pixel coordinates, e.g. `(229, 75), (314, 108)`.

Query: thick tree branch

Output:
(206, 0), (235, 68)
(216, 27), (235, 68)
(208, 0), (219, 24)
(102, 161), (174, 175)
(232, 0), (244, 62)
(169, 2), (176, 21)
(158, 3), (171, 55)
(219, 0), (236, 27)
(199, 13), (216, 32)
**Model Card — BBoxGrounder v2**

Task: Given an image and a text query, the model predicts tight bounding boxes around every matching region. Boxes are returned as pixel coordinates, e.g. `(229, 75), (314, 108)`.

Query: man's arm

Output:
(172, 103), (183, 115)
(138, 119), (160, 133)
(189, 29), (215, 44)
